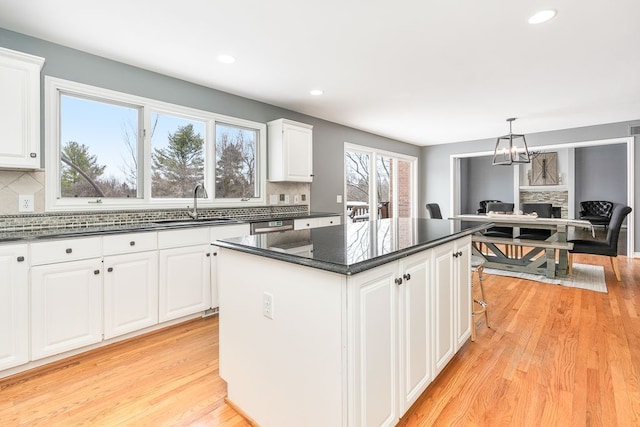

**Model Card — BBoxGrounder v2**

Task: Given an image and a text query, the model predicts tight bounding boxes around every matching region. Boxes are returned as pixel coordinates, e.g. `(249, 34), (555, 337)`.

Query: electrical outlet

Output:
(284, 195), (290, 204)
(301, 194), (306, 201)
(337, 195), (343, 203)
(263, 292), (274, 319)
(279, 194), (285, 202)
(294, 194), (299, 204)
(18, 195), (34, 212)
(269, 194), (278, 205)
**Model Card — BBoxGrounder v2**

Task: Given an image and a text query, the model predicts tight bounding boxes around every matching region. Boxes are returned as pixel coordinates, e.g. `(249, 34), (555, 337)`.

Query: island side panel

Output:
(217, 248), (347, 427)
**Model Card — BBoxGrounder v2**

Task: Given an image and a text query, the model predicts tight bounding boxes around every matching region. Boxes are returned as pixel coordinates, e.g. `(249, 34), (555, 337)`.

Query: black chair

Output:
(483, 202), (514, 238)
(517, 203), (553, 240)
(569, 203), (632, 281)
(480, 202), (515, 257)
(579, 201), (614, 229)
(477, 199), (502, 215)
(426, 203), (442, 219)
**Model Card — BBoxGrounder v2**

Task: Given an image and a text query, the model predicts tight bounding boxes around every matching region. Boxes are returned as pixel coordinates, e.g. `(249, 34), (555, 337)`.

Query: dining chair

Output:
(568, 203), (632, 281)
(426, 203), (442, 219)
(483, 202), (515, 257)
(483, 202), (515, 238)
(517, 203), (553, 240)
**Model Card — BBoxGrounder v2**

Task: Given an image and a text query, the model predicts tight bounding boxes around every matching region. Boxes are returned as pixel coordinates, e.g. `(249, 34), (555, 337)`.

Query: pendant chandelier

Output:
(492, 117), (531, 165)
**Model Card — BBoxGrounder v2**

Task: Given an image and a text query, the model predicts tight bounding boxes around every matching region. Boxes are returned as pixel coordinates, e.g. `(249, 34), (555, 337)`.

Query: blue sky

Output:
(60, 95), (205, 182)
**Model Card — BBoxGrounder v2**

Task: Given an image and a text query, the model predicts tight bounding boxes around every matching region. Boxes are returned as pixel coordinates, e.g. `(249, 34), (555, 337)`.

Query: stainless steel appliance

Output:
(250, 219), (295, 235)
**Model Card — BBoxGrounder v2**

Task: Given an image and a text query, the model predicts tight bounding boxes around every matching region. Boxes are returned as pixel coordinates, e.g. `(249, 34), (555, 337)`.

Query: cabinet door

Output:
(431, 241), (455, 376)
(398, 251), (432, 413)
(283, 122), (313, 181)
(455, 237), (472, 349)
(158, 245), (211, 322)
(31, 259), (103, 360)
(349, 262), (399, 427)
(0, 47), (44, 169)
(104, 251), (158, 339)
(210, 224), (250, 309)
(0, 244), (29, 370)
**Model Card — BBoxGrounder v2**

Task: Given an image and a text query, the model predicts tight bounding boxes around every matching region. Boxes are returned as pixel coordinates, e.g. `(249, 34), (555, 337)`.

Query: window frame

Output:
(45, 77), (266, 211)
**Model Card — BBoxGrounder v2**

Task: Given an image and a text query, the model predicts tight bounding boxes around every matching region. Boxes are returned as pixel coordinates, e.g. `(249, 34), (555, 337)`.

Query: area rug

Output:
(484, 263), (607, 293)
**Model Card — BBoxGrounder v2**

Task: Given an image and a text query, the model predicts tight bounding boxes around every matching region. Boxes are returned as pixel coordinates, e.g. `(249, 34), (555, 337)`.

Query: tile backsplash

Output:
(0, 169), (311, 229)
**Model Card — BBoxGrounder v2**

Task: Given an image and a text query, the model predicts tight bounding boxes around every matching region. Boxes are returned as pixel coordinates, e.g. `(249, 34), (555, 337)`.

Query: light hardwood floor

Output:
(1, 253), (639, 426)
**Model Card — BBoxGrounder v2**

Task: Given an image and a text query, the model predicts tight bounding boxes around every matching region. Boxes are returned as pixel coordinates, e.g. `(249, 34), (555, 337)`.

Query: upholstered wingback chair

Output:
(569, 203), (632, 281)
(580, 201), (614, 228)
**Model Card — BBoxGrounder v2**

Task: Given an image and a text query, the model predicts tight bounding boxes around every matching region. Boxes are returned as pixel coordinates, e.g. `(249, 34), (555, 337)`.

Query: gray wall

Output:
(575, 144), (627, 213)
(460, 155), (514, 214)
(421, 121), (640, 248)
(0, 27), (420, 214)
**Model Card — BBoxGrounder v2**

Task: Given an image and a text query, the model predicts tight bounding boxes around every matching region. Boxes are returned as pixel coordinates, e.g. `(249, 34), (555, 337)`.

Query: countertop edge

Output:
(214, 222), (490, 276)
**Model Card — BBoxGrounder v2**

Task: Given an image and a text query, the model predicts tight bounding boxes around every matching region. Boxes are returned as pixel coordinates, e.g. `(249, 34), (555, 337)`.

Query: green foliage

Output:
(151, 124), (205, 198)
(61, 141), (107, 197)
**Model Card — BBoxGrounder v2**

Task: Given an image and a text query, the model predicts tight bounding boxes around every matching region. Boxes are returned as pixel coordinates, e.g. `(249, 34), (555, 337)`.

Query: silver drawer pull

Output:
(17, 256), (25, 262)
(66, 248), (73, 254)
(130, 241), (136, 246)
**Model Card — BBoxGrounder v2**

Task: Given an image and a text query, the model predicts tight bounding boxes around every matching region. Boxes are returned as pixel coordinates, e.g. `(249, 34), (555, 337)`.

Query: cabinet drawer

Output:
(30, 237), (102, 265)
(294, 218), (319, 230)
(318, 216), (341, 227)
(211, 223), (250, 241)
(158, 227), (211, 249)
(103, 232), (158, 255)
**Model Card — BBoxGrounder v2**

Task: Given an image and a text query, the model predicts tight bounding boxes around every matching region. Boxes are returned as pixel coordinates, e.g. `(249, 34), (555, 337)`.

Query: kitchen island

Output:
(214, 218), (489, 427)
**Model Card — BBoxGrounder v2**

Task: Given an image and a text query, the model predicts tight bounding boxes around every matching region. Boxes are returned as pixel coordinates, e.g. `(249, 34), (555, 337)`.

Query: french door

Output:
(345, 143), (417, 222)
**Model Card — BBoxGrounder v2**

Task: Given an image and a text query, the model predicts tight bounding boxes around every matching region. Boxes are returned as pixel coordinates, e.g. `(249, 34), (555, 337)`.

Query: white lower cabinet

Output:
(103, 251), (158, 339)
(31, 258), (103, 360)
(103, 232), (159, 339)
(0, 244), (29, 370)
(350, 262), (399, 427)
(398, 251), (432, 413)
(454, 237), (472, 349)
(158, 230), (212, 322)
(350, 236), (470, 426)
(431, 236), (472, 376)
(210, 223), (250, 309)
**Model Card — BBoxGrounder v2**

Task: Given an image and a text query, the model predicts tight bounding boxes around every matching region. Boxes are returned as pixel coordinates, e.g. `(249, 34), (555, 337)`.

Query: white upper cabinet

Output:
(0, 47), (44, 169)
(267, 118), (313, 182)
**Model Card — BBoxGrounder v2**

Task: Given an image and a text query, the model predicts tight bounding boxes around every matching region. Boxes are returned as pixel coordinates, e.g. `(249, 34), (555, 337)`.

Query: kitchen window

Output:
(45, 77), (266, 211)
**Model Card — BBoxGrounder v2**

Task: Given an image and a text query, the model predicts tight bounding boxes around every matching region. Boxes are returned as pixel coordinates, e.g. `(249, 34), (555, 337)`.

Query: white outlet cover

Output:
(18, 194), (34, 212)
(269, 194), (278, 205)
(284, 195), (290, 204)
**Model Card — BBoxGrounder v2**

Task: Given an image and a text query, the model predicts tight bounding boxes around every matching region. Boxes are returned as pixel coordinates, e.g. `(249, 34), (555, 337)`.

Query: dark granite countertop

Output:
(0, 211), (343, 243)
(214, 218), (490, 275)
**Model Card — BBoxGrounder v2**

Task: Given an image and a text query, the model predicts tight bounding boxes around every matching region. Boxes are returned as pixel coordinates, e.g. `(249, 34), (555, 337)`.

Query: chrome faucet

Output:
(188, 184), (208, 219)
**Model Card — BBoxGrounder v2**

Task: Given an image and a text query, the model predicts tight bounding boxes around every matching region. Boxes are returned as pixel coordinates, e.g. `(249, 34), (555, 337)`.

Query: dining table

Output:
(452, 213), (594, 278)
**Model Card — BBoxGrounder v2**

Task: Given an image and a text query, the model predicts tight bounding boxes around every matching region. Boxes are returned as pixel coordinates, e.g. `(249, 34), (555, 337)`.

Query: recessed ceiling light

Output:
(310, 89), (324, 96)
(217, 54), (235, 64)
(528, 9), (557, 24)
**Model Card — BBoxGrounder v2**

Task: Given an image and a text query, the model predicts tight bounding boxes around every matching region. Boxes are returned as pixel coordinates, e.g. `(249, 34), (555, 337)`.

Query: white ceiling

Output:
(0, 0), (639, 146)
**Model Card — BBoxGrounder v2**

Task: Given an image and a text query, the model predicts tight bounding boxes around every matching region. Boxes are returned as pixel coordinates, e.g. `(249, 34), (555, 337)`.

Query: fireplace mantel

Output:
(520, 185), (568, 192)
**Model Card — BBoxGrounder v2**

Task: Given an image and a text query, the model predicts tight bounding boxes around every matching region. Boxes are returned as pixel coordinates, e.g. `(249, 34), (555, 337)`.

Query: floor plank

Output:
(1, 253), (639, 426)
